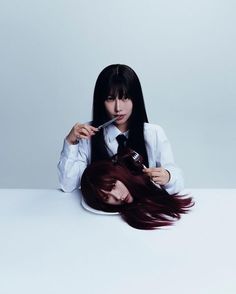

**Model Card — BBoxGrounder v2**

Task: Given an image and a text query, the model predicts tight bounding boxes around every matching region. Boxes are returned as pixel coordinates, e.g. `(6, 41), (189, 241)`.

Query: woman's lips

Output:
(115, 115), (125, 121)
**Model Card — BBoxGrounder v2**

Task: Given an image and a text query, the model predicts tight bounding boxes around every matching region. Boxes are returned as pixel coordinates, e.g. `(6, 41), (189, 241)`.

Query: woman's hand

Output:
(66, 123), (98, 145)
(142, 167), (170, 186)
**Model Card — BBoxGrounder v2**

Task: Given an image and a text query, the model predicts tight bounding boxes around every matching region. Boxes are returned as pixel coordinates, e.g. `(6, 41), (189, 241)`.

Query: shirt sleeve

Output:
(156, 126), (185, 194)
(57, 138), (90, 192)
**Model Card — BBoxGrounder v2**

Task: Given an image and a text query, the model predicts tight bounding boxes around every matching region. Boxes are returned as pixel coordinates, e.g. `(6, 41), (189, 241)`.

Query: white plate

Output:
(81, 197), (119, 215)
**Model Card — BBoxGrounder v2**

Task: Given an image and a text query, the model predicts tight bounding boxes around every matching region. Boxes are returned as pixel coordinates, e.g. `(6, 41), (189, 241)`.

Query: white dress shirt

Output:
(57, 123), (184, 194)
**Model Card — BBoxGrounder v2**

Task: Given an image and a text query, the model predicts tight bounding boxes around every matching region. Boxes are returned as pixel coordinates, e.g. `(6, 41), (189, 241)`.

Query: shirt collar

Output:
(104, 123), (129, 143)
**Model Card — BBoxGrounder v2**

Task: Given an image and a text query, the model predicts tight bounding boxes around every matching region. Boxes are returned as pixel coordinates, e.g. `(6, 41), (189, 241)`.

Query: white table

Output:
(0, 189), (235, 294)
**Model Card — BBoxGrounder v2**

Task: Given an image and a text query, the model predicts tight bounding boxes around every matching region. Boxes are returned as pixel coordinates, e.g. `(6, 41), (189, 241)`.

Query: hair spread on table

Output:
(81, 148), (194, 230)
(91, 64), (149, 167)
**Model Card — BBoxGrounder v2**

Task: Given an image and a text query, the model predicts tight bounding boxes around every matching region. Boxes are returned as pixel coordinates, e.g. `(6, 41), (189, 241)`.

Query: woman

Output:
(58, 64), (184, 194)
(81, 149), (193, 230)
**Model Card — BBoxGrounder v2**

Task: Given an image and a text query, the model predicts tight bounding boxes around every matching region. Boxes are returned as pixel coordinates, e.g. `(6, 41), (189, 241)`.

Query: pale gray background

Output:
(0, 0), (235, 189)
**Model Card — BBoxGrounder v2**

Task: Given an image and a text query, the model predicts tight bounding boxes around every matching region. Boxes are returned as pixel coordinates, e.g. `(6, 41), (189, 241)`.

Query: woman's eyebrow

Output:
(100, 188), (110, 194)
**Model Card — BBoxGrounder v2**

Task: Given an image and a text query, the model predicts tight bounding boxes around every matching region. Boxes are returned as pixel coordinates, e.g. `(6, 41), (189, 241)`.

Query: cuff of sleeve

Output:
(163, 166), (185, 194)
(63, 139), (79, 159)
(165, 169), (176, 188)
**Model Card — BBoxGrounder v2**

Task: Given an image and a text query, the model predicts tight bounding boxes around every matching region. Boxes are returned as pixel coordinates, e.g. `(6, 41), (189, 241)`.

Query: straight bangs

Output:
(95, 177), (116, 197)
(81, 161), (137, 213)
(92, 63), (149, 170)
(106, 77), (132, 100)
(81, 149), (194, 228)
(90, 163), (117, 191)
(92, 64), (148, 126)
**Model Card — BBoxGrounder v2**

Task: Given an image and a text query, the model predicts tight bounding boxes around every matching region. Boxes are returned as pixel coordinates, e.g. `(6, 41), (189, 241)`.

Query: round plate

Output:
(81, 197), (119, 215)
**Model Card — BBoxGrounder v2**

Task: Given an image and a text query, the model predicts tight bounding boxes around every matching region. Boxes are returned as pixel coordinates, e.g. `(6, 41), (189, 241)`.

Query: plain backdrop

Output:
(0, 0), (235, 189)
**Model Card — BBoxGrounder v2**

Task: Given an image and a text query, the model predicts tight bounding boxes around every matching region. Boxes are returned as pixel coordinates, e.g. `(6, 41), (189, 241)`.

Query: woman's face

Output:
(104, 96), (133, 132)
(100, 180), (133, 205)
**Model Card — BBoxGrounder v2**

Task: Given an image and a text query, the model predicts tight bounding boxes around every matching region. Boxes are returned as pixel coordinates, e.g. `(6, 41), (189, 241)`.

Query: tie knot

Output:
(116, 134), (127, 144)
(116, 134), (127, 153)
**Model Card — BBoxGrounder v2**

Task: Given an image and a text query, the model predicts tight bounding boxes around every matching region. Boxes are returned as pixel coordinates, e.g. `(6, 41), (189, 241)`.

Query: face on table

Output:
(100, 180), (133, 205)
(104, 96), (133, 132)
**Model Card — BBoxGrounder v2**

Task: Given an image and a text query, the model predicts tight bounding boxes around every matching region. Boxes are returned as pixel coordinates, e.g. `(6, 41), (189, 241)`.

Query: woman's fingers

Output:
(67, 123), (99, 144)
(142, 167), (163, 177)
(75, 124), (98, 137)
(77, 124), (98, 137)
(143, 167), (170, 185)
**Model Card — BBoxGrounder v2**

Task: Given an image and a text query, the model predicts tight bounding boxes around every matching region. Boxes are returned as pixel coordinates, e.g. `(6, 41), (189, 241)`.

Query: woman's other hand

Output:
(142, 167), (170, 186)
(66, 123), (98, 145)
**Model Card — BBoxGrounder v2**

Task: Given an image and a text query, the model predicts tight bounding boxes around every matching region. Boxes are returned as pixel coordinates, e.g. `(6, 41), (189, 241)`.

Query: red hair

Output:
(81, 149), (194, 230)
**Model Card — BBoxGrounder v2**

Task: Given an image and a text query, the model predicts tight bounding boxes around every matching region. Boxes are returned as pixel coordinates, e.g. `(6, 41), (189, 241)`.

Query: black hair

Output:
(91, 64), (149, 166)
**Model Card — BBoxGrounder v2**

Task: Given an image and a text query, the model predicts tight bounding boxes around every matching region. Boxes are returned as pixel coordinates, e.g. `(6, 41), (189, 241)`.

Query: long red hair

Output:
(81, 149), (194, 230)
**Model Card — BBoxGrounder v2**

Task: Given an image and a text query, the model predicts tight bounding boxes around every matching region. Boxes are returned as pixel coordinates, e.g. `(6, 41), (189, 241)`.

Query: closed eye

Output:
(102, 194), (109, 202)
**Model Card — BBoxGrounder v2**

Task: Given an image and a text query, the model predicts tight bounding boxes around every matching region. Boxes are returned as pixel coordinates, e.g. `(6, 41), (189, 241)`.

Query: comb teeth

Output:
(131, 151), (140, 161)
(131, 150), (147, 169)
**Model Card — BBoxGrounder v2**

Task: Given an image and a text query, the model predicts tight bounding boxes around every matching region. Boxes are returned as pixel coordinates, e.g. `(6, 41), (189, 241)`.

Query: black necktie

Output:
(116, 134), (127, 153)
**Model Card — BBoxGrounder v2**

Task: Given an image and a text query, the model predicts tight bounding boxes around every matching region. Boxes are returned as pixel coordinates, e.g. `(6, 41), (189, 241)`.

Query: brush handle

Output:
(142, 164), (162, 189)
